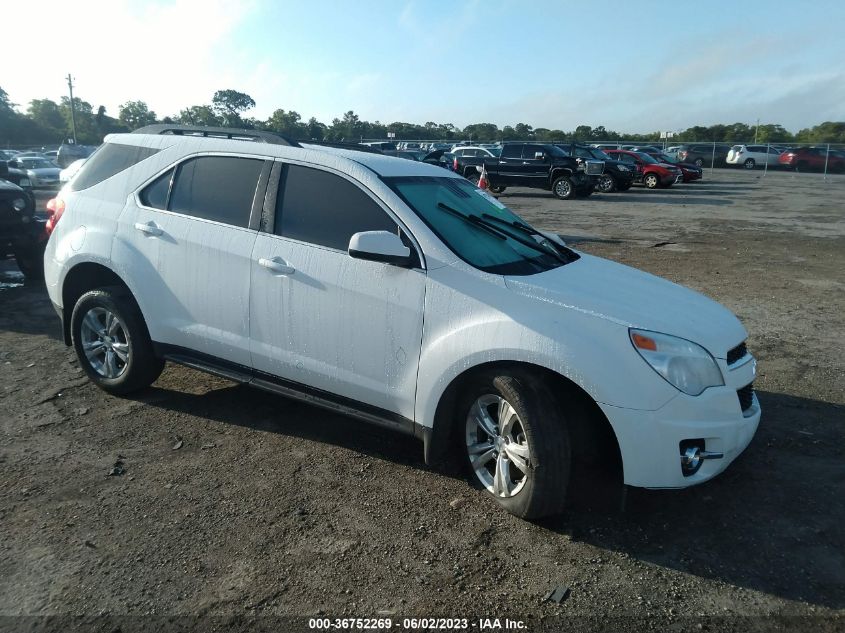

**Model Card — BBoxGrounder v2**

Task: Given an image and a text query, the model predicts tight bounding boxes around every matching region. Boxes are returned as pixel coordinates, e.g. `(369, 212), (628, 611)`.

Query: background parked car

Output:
(725, 145), (783, 169)
(450, 146), (502, 158)
(395, 150), (425, 161)
(557, 144), (635, 192)
(637, 150), (703, 182)
(676, 144), (732, 167)
(9, 156), (61, 188)
(56, 143), (97, 169)
(778, 146), (845, 172)
(604, 150), (683, 188)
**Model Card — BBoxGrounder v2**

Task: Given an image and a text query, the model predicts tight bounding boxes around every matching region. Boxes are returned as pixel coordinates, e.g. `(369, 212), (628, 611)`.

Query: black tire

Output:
(617, 182), (632, 192)
(693, 158), (704, 168)
(489, 185), (506, 194)
(643, 173), (660, 189)
(459, 369), (571, 519)
(796, 161), (808, 172)
(596, 174), (617, 193)
(551, 176), (576, 200)
(71, 287), (164, 395)
(14, 244), (45, 281)
(744, 158), (756, 169)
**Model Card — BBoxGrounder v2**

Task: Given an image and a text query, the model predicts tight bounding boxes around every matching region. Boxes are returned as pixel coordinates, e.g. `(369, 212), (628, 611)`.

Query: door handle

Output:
(258, 256), (295, 275)
(134, 221), (163, 237)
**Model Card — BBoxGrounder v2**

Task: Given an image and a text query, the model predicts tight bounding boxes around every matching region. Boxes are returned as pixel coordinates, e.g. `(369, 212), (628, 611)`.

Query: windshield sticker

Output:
(476, 189), (507, 209)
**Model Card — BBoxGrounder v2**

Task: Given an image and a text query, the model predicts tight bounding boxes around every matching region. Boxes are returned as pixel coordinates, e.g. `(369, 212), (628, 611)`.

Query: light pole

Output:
(754, 118), (760, 144)
(66, 74), (78, 144)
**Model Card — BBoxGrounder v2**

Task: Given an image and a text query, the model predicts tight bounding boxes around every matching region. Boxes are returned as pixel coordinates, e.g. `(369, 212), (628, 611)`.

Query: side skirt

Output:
(153, 343), (420, 438)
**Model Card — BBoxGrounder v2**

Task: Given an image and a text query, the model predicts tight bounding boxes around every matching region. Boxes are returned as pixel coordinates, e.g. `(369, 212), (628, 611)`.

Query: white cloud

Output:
(2, 0), (258, 117)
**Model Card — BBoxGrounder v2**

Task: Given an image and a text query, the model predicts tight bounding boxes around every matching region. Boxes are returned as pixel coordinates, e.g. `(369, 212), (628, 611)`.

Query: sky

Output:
(3, 0), (844, 134)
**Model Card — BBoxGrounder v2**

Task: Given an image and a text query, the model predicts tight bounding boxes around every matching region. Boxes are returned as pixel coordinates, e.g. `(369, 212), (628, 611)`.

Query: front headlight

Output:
(629, 329), (724, 396)
(20, 178), (31, 187)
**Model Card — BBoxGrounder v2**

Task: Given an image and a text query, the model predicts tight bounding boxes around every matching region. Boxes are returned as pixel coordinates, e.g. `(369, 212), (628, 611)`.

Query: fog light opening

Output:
(681, 446), (703, 476)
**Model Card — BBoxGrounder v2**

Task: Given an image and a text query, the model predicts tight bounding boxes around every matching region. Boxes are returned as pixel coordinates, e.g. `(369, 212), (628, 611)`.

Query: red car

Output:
(639, 150), (703, 182)
(604, 150), (683, 188)
(779, 147), (845, 172)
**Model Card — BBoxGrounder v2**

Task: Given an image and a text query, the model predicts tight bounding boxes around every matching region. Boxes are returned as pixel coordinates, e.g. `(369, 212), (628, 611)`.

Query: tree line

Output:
(2, 86), (844, 148)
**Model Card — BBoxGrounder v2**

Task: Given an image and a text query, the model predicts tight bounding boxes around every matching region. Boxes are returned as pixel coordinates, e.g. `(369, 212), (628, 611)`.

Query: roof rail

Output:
(301, 140), (385, 154)
(131, 124), (300, 147)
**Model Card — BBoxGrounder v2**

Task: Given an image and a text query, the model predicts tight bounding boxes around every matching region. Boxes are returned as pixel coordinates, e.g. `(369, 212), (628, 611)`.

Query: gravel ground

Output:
(0, 169), (843, 633)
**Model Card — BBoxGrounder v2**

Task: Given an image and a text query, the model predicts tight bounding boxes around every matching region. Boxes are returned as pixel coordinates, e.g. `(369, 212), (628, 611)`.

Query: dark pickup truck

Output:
(454, 142), (603, 199)
(556, 144), (635, 193)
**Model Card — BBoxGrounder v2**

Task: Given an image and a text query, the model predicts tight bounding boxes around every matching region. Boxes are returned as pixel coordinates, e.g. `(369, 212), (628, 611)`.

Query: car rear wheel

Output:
(489, 185), (506, 194)
(71, 288), (164, 395)
(744, 158), (756, 169)
(643, 173), (660, 189)
(596, 174), (616, 193)
(461, 369), (571, 519)
(694, 158), (704, 168)
(552, 176), (576, 200)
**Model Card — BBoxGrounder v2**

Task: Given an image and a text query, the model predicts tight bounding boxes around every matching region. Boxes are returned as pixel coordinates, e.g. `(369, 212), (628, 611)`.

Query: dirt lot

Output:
(1, 169), (843, 632)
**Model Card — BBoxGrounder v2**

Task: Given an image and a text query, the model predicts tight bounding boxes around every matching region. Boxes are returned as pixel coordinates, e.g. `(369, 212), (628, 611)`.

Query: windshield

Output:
(589, 148), (612, 160)
(384, 176), (576, 275)
(635, 152), (659, 164)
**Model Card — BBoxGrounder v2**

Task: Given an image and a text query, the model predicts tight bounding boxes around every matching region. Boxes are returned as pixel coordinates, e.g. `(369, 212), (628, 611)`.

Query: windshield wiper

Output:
(435, 202), (507, 240)
(479, 213), (570, 263)
(437, 203), (566, 263)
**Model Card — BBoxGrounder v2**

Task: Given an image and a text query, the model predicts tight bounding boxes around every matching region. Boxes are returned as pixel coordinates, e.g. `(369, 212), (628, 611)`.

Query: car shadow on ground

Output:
(542, 389), (845, 609)
(136, 379), (844, 609)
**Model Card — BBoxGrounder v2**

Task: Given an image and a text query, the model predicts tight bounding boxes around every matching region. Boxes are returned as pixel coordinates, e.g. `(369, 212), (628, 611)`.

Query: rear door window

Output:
(167, 156), (264, 228)
(501, 145), (522, 159)
(70, 143), (160, 191)
(275, 164), (397, 250)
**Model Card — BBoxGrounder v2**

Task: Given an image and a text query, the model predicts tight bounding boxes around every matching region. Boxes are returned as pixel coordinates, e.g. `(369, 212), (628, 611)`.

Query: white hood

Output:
(504, 252), (746, 358)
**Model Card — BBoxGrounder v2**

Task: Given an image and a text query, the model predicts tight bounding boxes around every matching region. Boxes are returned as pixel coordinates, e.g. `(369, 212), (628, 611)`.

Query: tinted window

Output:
(139, 168), (174, 210)
(501, 145), (522, 158)
(616, 153), (635, 164)
(276, 165), (397, 250)
(169, 156), (263, 227)
(522, 144), (545, 159)
(71, 143), (159, 191)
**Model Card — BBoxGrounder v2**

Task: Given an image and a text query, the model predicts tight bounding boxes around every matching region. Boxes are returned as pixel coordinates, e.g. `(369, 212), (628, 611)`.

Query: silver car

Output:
(11, 157), (61, 188)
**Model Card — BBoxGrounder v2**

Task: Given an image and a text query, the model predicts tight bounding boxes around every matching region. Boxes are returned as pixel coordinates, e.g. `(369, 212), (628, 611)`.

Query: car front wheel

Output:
(552, 176), (576, 200)
(694, 158), (704, 167)
(644, 173), (660, 189)
(71, 288), (164, 395)
(461, 370), (571, 519)
(744, 158), (756, 169)
(596, 174), (616, 193)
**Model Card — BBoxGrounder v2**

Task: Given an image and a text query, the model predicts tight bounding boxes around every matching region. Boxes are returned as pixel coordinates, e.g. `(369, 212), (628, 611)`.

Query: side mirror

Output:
(534, 151), (546, 160)
(348, 231), (411, 266)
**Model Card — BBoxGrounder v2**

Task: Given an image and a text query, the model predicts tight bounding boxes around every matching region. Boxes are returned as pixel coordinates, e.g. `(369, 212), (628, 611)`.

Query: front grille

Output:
(727, 342), (747, 365)
(584, 160), (604, 175)
(737, 382), (755, 412)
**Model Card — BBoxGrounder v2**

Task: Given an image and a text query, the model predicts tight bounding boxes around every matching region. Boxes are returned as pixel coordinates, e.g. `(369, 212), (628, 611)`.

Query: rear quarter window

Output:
(70, 143), (160, 191)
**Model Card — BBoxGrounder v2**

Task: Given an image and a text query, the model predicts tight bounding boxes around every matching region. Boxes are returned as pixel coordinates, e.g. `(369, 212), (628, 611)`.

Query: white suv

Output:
(44, 125), (760, 519)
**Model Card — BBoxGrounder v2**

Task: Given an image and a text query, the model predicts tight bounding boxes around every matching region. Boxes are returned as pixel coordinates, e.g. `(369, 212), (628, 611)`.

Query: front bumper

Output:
(599, 359), (760, 488)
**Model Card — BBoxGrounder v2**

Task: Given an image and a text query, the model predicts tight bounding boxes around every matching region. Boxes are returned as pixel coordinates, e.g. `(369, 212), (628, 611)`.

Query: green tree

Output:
(118, 100), (157, 130)
(27, 99), (66, 137)
(178, 105), (221, 126)
(211, 89), (255, 126)
(266, 109), (306, 138)
(462, 123), (499, 142)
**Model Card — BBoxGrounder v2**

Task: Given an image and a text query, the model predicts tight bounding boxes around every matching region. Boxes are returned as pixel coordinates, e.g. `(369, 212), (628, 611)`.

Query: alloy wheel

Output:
(465, 394), (531, 498)
(80, 307), (130, 379)
(554, 179), (571, 198)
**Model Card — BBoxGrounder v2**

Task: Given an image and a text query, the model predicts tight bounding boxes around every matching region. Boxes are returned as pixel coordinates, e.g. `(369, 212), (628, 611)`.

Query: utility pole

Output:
(66, 73), (78, 144)
(754, 118), (760, 144)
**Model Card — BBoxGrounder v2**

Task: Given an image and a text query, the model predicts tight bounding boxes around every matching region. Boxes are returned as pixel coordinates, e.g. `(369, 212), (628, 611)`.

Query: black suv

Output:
(1, 162), (44, 279)
(556, 144), (635, 193)
(677, 144), (732, 168)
